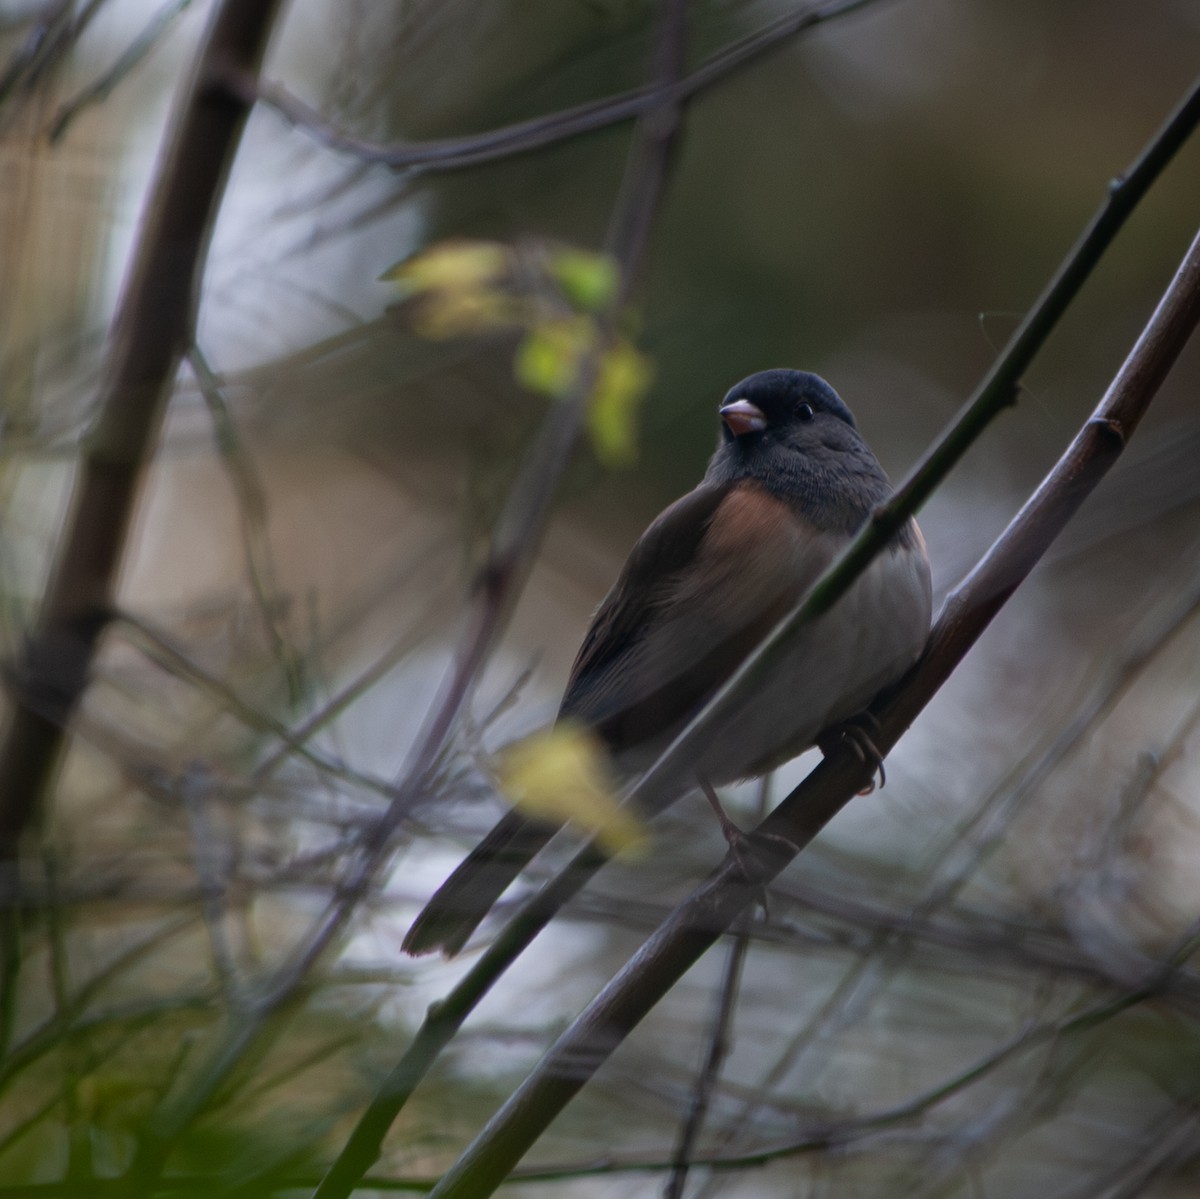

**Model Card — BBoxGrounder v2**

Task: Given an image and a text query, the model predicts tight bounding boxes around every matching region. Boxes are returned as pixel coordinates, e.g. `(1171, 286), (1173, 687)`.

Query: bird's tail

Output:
(401, 809), (560, 957)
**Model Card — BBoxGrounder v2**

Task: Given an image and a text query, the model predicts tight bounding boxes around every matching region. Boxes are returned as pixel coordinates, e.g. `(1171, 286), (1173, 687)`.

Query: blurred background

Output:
(2, 0), (1200, 1194)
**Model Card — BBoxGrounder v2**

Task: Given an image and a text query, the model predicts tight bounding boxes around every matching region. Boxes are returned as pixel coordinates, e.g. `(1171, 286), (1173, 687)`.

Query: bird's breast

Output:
(659, 489), (931, 786)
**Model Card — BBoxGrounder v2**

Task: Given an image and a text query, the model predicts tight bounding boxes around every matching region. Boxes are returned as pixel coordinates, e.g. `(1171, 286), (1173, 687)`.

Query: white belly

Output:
(696, 536), (931, 783)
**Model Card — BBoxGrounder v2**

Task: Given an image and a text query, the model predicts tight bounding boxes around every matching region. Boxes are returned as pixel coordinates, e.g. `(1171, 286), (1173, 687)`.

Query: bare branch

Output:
(1076, 1109), (1200, 1199)
(0, 0), (78, 111)
(0, 0), (286, 856)
(422, 222), (1200, 1197)
(701, 569), (1200, 1162)
(665, 779), (766, 1199)
(48, 0), (195, 142)
(0, 913), (200, 1097)
(665, 926), (751, 1199)
(218, 0), (890, 175)
(111, 610), (396, 803)
(179, 765), (242, 1003)
(188, 344), (307, 703)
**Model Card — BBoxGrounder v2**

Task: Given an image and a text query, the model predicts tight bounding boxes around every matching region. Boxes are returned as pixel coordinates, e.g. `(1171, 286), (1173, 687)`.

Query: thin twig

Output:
(188, 344), (307, 704)
(1071, 1109), (1200, 1199)
(179, 764), (242, 1003)
(0, 913), (199, 1096)
(0, 0), (285, 855)
(421, 223), (1200, 1197)
(0, 0), (109, 136)
(0, 4), (61, 36)
(248, 632), (426, 782)
(605, 0), (688, 296)
(48, 0), (195, 142)
(110, 610), (397, 802)
(915, 576), (1200, 918)
(219, 0), (891, 175)
(0, 0), (72, 109)
(767, 878), (1200, 1006)
(665, 777), (767, 1199)
(664, 925), (751, 1199)
(699, 569), (1200, 1170)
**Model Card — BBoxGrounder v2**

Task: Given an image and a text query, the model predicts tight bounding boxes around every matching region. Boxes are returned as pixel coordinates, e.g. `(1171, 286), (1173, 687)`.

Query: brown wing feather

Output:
(403, 482), (729, 957)
(559, 482), (729, 728)
(560, 482), (837, 764)
(404, 483), (841, 956)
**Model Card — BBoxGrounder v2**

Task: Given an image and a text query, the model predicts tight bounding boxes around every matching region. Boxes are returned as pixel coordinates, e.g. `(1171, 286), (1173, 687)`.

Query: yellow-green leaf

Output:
(412, 289), (520, 339)
(515, 317), (594, 397)
(548, 247), (619, 313)
(381, 238), (509, 295)
(587, 339), (653, 467)
(495, 723), (647, 855)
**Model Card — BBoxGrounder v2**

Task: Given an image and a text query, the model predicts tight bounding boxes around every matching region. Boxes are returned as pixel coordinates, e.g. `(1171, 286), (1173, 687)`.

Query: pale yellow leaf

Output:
(587, 339), (654, 467)
(411, 289), (520, 339)
(495, 723), (647, 855)
(548, 246), (619, 313)
(381, 238), (509, 295)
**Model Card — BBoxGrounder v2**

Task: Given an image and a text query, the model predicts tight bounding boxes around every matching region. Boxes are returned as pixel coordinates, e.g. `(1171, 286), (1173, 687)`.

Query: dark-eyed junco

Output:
(403, 369), (931, 956)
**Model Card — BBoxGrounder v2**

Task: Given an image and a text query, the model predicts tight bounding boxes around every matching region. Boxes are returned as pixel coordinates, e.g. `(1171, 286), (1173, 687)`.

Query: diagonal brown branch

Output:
(422, 225), (1200, 1198)
(699, 569), (1200, 1167)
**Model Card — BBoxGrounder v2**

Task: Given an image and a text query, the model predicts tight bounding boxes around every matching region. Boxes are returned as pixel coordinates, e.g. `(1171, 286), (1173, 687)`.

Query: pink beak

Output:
(719, 398), (767, 437)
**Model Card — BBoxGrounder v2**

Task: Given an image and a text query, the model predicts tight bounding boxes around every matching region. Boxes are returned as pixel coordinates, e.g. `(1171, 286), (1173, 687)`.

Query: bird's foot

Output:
(700, 777), (749, 853)
(699, 779), (791, 914)
(818, 714), (886, 794)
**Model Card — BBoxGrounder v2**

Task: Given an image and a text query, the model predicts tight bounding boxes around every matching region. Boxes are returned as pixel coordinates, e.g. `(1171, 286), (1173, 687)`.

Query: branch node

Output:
(1089, 415), (1127, 446)
(868, 503), (897, 536)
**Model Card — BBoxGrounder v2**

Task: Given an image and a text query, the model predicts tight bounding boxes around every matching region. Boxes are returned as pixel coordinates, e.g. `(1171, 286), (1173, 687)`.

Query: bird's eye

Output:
(796, 402), (814, 421)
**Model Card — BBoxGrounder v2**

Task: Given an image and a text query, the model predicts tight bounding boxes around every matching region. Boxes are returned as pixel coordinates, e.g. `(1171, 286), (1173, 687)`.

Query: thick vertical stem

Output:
(0, 0), (284, 856)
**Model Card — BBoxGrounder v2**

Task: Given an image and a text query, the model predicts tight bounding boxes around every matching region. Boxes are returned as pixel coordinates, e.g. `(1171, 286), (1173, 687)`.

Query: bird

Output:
(402, 369), (931, 957)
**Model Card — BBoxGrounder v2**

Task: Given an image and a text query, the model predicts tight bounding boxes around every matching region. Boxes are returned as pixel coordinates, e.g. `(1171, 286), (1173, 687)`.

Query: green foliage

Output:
(546, 246), (619, 313)
(588, 339), (654, 467)
(384, 238), (652, 465)
(514, 315), (593, 396)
